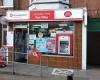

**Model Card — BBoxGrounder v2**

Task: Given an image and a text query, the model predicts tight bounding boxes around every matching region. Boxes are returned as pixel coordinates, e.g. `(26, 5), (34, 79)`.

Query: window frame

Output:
(30, 0), (69, 4)
(0, 0), (13, 8)
(2, 26), (7, 46)
(28, 21), (75, 57)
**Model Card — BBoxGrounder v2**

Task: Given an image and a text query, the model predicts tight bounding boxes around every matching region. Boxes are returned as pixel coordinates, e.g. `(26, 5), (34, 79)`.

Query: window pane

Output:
(29, 21), (74, 56)
(3, 30), (7, 45)
(3, 0), (13, 6)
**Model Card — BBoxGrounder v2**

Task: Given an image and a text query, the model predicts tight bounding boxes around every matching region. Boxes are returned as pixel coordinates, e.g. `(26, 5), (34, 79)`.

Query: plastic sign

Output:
(30, 10), (54, 20)
(7, 11), (29, 21)
(7, 9), (83, 21)
(64, 11), (72, 17)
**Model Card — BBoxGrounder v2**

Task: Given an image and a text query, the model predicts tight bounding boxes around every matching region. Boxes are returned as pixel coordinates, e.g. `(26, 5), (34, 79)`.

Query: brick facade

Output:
(5, 0), (83, 69)
(1, 0), (95, 69)
(14, 0), (29, 10)
(70, 0), (85, 8)
(28, 22), (82, 69)
(70, 0), (100, 18)
(48, 22), (82, 69)
(8, 21), (82, 69)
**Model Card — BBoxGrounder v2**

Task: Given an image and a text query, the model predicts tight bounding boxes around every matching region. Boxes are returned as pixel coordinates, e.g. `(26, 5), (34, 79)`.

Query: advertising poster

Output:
(7, 31), (13, 47)
(46, 38), (56, 53)
(36, 38), (47, 52)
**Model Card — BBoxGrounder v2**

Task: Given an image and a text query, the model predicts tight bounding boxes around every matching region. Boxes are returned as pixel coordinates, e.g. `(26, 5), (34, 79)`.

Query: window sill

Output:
(0, 6), (13, 9)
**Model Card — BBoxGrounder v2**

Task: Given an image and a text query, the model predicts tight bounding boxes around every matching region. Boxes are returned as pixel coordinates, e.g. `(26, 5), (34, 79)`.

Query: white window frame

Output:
(30, 0), (69, 4)
(0, 0), (13, 8)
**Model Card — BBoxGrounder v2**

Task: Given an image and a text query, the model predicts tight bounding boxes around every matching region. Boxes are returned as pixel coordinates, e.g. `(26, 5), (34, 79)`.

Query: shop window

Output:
(29, 21), (74, 56)
(2, 26), (7, 45)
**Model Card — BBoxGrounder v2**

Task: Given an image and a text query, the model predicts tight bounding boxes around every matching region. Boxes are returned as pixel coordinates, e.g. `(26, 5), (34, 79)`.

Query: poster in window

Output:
(29, 34), (36, 44)
(46, 38), (56, 53)
(36, 38), (47, 52)
(7, 31), (13, 47)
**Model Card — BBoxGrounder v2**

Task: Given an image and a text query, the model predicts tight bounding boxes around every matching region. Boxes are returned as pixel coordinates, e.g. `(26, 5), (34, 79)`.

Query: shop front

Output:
(6, 8), (87, 69)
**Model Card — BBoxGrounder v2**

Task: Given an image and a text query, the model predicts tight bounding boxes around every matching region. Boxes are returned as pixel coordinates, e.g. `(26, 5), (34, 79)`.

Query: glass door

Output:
(14, 28), (28, 63)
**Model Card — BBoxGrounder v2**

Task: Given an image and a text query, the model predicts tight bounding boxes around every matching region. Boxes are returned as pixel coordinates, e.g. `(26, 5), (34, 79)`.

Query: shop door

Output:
(87, 19), (100, 65)
(87, 32), (100, 65)
(14, 28), (28, 63)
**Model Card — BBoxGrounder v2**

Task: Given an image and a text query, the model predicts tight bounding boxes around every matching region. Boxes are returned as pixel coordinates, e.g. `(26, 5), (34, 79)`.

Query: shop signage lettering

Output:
(30, 11), (54, 20)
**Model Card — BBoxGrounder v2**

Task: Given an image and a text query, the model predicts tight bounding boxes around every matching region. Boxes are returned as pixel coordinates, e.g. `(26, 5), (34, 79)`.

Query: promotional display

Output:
(46, 38), (56, 53)
(36, 38), (47, 52)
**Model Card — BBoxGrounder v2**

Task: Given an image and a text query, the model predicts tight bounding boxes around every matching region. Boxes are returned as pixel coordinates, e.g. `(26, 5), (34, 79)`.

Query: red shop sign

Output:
(30, 10), (54, 20)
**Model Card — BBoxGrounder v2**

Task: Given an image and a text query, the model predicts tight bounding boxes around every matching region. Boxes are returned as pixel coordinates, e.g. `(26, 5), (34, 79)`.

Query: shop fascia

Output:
(6, 8), (84, 47)
(6, 8), (87, 70)
(7, 9), (83, 21)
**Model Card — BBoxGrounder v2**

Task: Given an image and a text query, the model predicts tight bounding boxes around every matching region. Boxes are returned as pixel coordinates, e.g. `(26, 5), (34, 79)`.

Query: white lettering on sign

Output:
(41, 23), (48, 28)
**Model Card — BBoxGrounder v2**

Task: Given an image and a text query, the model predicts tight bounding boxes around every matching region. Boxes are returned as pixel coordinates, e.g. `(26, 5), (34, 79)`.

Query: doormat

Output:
(52, 68), (74, 76)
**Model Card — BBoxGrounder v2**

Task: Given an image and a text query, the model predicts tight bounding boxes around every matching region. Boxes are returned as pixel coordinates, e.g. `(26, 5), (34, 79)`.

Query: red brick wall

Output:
(0, 0), (6, 16)
(70, 0), (100, 18)
(19, 0), (29, 10)
(47, 22), (82, 69)
(87, 0), (100, 18)
(14, 0), (29, 10)
(70, 0), (85, 8)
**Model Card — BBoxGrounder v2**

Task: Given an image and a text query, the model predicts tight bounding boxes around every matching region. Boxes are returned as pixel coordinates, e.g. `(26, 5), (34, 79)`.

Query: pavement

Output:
(0, 63), (100, 80)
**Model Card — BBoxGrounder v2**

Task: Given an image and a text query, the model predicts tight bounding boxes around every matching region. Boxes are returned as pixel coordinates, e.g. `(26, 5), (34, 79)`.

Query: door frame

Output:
(13, 23), (29, 63)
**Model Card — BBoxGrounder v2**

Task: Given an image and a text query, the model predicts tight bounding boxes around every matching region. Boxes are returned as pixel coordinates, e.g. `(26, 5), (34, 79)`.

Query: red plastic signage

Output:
(30, 10), (54, 20)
